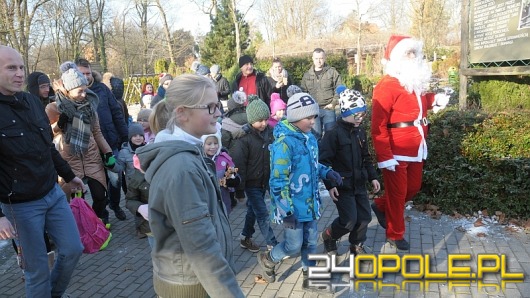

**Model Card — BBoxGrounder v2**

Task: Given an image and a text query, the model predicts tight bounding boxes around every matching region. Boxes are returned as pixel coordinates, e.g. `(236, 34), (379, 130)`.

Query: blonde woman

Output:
(136, 74), (244, 298)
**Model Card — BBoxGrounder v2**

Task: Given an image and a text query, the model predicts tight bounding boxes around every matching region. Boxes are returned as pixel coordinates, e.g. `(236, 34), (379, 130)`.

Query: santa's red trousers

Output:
(374, 161), (424, 240)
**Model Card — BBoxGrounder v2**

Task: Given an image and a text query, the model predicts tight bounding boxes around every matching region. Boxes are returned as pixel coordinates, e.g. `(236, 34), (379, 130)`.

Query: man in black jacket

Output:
(232, 55), (273, 108)
(0, 45), (84, 298)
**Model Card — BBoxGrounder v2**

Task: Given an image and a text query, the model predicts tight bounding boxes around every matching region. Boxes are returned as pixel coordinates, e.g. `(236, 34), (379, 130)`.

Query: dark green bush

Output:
(468, 77), (530, 112)
(416, 108), (530, 219)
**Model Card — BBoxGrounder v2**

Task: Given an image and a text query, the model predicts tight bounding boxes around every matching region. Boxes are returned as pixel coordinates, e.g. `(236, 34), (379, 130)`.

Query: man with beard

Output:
(370, 35), (449, 251)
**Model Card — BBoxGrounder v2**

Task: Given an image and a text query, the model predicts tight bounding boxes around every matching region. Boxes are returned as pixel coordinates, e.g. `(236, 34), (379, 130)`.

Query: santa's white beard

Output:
(384, 58), (432, 94)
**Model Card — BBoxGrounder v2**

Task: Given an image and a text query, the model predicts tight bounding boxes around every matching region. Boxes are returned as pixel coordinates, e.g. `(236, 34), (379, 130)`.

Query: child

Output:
(257, 93), (342, 291)
(111, 123), (152, 243)
(137, 108), (155, 144)
(231, 96), (278, 252)
(319, 86), (381, 256)
(268, 92), (286, 127)
(201, 131), (241, 215)
(135, 74), (243, 297)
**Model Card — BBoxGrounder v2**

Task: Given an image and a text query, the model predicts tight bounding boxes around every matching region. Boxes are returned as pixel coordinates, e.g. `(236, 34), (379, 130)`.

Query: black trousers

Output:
(329, 188), (371, 246)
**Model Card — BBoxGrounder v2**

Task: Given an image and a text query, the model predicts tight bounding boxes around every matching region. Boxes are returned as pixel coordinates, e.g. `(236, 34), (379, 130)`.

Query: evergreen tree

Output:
(201, 0), (250, 70)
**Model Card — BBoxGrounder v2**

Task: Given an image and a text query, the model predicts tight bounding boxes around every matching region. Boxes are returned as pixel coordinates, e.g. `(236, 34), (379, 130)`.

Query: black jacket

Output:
(267, 76), (293, 103)
(319, 119), (378, 190)
(214, 75), (231, 101)
(232, 71), (273, 108)
(0, 92), (75, 213)
(230, 124), (273, 191)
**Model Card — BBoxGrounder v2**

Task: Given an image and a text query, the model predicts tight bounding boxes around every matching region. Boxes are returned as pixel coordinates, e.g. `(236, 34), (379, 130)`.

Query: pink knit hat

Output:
(269, 93), (286, 114)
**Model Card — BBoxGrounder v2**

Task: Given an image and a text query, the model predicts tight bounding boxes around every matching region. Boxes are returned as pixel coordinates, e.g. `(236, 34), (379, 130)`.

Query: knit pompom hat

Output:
(286, 93), (319, 123)
(246, 95), (270, 124)
(270, 93), (286, 115)
(286, 85), (302, 98)
(59, 61), (88, 91)
(227, 90), (247, 111)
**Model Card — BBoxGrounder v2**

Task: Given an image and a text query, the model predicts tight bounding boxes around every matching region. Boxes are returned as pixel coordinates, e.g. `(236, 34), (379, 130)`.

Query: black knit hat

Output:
(239, 55), (253, 68)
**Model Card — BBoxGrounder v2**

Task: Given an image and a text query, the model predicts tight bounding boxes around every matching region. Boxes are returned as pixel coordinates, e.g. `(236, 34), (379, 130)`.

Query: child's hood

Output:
(201, 130), (222, 158)
(270, 93), (286, 115)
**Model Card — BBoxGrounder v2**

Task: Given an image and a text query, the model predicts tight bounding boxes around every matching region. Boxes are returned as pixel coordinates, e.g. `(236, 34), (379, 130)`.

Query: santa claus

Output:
(370, 35), (449, 251)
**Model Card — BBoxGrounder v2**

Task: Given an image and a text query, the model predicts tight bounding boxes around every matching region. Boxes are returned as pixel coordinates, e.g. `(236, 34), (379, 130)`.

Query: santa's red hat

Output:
(382, 35), (419, 64)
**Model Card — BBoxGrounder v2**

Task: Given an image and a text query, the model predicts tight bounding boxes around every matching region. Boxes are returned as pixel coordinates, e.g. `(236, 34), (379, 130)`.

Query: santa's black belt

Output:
(387, 118), (429, 128)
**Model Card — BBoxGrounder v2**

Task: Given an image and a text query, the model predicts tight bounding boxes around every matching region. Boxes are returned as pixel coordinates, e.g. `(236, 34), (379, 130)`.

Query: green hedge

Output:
(415, 108), (530, 219)
(468, 77), (530, 111)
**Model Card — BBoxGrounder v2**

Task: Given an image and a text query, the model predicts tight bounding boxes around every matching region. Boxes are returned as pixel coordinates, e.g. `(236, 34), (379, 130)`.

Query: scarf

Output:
(56, 90), (99, 156)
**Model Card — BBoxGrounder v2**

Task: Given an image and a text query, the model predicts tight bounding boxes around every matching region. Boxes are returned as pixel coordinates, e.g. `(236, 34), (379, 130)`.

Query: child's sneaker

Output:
(321, 227), (337, 255)
(350, 243), (366, 256)
(240, 237), (259, 252)
(257, 251), (277, 282)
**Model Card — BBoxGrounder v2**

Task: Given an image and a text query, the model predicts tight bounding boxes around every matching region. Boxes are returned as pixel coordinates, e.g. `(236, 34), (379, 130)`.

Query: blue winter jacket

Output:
(269, 119), (331, 223)
(89, 78), (128, 150)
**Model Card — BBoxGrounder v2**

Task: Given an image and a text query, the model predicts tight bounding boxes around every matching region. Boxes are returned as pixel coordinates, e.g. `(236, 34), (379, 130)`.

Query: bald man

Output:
(0, 46), (84, 298)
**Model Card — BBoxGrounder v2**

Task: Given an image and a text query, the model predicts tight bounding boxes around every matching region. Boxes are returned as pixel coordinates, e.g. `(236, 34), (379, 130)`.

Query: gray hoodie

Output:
(136, 138), (243, 297)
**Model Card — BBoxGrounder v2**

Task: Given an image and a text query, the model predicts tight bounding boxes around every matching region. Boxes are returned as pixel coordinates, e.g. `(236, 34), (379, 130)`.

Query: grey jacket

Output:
(300, 65), (342, 107)
(136, 140), (243, 298)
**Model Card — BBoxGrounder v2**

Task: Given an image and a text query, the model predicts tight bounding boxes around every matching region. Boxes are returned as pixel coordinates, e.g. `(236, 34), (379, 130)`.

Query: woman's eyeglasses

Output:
(187, 102), (223, 115)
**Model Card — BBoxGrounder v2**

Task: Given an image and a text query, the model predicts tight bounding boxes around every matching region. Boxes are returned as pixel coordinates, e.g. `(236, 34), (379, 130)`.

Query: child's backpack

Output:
(70, 192), (112, 254)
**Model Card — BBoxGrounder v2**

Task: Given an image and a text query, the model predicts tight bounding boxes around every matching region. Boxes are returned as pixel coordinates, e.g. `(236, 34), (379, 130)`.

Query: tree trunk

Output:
(229, 0), (241, 60)
(154, 0), (175, 65)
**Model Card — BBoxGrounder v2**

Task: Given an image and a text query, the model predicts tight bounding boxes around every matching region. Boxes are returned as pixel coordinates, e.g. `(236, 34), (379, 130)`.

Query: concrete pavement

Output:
(1, 189), (529, 297)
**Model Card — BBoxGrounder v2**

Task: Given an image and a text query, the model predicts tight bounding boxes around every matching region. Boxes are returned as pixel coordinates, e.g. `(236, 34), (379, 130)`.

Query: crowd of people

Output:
(0, 35), (451, 297)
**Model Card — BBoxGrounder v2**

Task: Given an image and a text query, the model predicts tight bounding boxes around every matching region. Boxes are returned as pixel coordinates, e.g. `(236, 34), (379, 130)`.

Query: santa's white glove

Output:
(138, 204), (149, 220)
(384, 165), (396, 172)
(432, 93), (450, 113)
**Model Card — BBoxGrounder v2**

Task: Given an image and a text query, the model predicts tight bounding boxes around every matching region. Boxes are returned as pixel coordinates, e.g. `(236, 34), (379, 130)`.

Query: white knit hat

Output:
(59, 61), (88, 91)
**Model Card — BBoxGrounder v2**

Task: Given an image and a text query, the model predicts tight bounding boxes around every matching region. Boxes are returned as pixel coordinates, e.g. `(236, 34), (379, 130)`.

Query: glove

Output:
(57, 113), (69, 129)
(432, 93), (450, 114)
(103, 152), (116, 168)
(283, 214), (298, 229)
(326, 170), (343, 186)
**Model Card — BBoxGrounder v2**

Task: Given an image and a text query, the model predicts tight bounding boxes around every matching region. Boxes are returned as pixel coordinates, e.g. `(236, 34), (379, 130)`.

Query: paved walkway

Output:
(1, 187), (529, 297)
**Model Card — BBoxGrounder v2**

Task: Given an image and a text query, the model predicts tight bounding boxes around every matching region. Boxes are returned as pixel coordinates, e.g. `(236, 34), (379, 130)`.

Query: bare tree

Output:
(85, 0), (108, 71)
(0, 0), (51, 74)
(153, 0), (176, 65)
(410, 0), (450, 59)
(133, 0), (155, 74)
(189, 0), (218, 18)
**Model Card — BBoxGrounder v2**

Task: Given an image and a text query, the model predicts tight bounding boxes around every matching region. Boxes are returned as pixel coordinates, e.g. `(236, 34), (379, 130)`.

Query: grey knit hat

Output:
(196, 64), (210, 76)
(286, 85), (302, 98)
(60, 61), (88, 91)
(128, 122), (145, 140)
(210, 64), (221, 75)
(286, 93), (319, 123)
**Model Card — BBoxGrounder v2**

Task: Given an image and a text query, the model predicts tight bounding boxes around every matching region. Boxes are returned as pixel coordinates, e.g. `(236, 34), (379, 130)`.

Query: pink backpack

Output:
(70, 196), (112, 254)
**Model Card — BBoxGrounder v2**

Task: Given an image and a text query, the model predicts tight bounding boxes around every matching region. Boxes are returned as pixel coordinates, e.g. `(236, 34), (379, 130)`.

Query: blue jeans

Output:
(270, 220), (318, 270)
(1, 184), (84, 297)
(313, 108), (336, 140)
(241, 187), (277, 246)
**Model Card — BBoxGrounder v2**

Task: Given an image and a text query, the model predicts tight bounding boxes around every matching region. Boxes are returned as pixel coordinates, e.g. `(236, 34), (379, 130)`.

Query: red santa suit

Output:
(371, 35), (436, 243)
